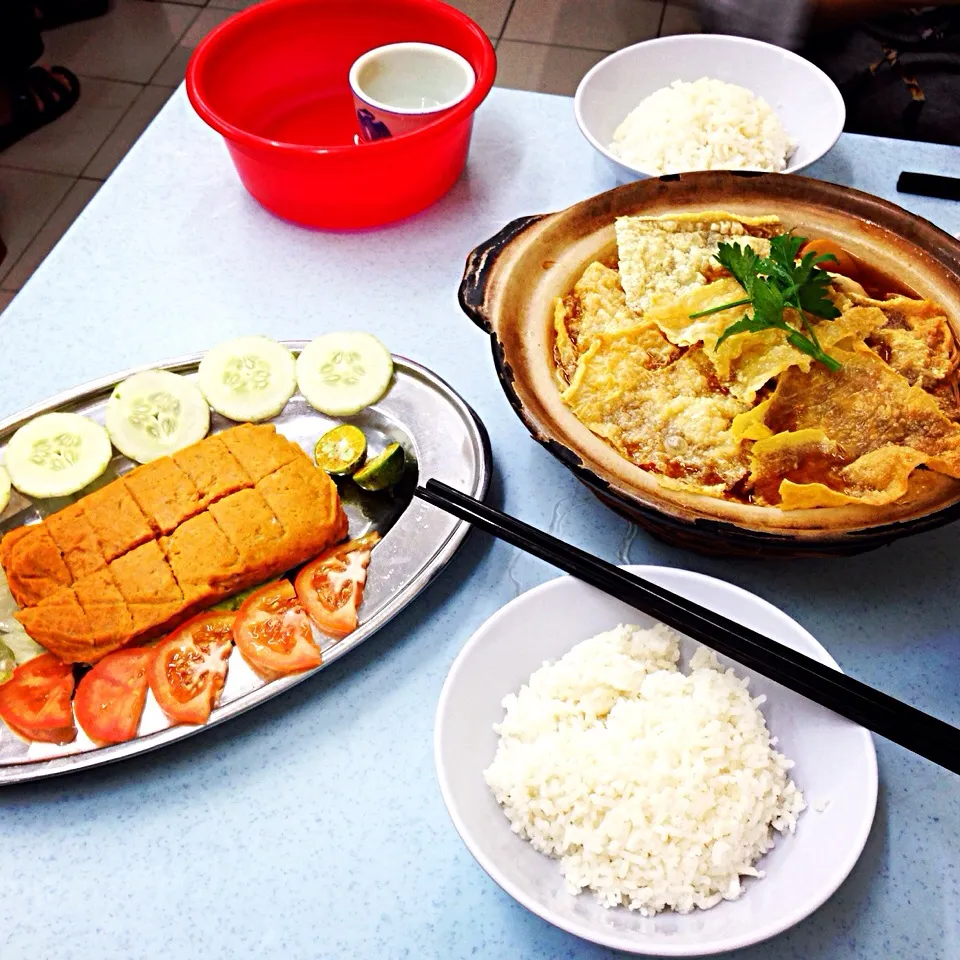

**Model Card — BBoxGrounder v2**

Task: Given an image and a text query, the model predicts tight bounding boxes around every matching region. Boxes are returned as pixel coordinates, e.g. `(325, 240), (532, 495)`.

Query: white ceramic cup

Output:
(349, 42), (476, 142)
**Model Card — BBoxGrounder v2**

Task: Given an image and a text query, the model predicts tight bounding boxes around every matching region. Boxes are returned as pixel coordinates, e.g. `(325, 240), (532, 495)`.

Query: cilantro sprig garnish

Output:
(689, 234), (842, 372)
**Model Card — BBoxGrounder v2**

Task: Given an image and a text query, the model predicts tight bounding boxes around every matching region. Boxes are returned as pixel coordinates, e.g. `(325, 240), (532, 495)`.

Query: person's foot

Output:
(0, 67), (81, 153)
(34, 0), (109, 32)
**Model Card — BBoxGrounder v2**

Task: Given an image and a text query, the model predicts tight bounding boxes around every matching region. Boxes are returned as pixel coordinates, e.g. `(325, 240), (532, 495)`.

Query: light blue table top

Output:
(1, 86), (958, 960)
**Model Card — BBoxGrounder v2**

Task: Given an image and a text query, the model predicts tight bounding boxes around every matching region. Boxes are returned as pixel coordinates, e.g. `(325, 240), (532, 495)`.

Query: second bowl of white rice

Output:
(574, 34), (845, 182)
(435, 565), (877, 956)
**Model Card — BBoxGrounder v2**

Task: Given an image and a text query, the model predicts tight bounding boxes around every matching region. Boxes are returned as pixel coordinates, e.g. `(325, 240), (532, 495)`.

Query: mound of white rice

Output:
(483, 623), (805, 916)
(609, 77), (796, 175)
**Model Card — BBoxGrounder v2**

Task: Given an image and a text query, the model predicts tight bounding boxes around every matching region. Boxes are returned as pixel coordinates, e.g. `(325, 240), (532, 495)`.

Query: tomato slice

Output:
(233, 580), (321, 680)
(74, 647), (153, 746)
(294, 533), (379, 638)
(148, 612), (234, 725)
(0, 653), (76, 744)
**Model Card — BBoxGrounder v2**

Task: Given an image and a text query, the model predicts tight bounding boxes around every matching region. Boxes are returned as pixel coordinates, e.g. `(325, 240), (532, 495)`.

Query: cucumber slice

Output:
(211, 580), (275, 613)
(198, 336), (296, 422)
(314, 425), (367, 476)
(0, 626), (45, 665)
(353, 442), (405, 491)
(296, 332), (393, 416)
(0, 639), (14, 685)
(0, 465), (9, 514)
(106, 370), (210, 463)
(5, 413), (112, 499)
(0, 569), (16, 621)
(0, 572), (44, 667)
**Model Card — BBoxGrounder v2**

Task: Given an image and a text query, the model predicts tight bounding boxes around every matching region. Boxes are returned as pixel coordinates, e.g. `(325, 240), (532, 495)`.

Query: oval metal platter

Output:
(0, 344), (490, 784)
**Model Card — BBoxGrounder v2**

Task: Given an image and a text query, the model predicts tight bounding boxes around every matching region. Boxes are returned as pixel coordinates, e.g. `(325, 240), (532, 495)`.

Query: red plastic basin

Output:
(186, 0), (495, 229)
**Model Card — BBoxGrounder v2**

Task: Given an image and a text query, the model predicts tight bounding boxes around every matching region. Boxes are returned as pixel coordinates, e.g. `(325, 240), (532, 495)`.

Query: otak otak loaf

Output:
(0, 424), (347, 664)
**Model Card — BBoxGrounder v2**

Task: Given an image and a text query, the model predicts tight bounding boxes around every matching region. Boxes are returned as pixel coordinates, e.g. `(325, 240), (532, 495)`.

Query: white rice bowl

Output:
(484, 623), (805, 917)
(609, 77), (796, 175)
(434, 565), (878, 955)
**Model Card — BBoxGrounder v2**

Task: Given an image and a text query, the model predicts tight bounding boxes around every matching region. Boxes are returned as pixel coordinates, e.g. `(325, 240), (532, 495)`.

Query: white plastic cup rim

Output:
(349, 42), (477, 116)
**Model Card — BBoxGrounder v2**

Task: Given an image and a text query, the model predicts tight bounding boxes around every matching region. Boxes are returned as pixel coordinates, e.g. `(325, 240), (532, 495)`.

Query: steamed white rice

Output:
(609, 77), (796, 175)
(483, 623), (805, 916)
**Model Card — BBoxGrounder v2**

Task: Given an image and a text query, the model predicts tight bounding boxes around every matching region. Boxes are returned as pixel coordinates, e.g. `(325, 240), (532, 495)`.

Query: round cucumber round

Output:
(198, 336), (296, 422)
(314, 424), (367, 476)
(0, 465), (9, 514)
(296, 332), (393, 417)
(106, 369), (210, 463)
(5, 413), (112, 499)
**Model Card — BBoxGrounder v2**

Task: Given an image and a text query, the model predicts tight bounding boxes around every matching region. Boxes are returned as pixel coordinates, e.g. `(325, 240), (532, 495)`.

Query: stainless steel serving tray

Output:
(0, 343), (490, 784)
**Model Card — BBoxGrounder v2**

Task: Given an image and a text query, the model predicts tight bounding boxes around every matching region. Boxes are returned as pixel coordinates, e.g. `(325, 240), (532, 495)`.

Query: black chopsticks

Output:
(416, 479), (960, 777)
(897, 171), (960, 202)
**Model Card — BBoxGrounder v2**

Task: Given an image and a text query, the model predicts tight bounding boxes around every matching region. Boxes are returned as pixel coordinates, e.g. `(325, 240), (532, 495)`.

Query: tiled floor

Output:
(0, 0), (699, 304)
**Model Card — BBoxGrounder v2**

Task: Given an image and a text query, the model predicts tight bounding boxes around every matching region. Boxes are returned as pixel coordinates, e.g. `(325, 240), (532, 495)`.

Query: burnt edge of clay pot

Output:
(459, 215), (548, 331)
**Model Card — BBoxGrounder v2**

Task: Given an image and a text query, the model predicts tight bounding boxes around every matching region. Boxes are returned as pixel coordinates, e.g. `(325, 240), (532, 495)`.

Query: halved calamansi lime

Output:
(199, 336), (296, 422)
(4, 413), (112, 499)
(296, 333), (393, 417)
(106, 370), (210, 463)
(314, 425), (367, 477)
(353, 442), (405, 491)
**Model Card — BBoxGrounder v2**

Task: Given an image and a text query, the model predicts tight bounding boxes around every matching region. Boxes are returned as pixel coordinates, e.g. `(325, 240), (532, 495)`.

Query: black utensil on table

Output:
(416, 479), (960, 777)
(897, 171), (960, 202)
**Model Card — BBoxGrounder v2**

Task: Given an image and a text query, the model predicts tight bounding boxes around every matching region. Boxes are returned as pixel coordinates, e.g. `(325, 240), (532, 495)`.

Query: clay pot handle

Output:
(458, 215), (548, 332)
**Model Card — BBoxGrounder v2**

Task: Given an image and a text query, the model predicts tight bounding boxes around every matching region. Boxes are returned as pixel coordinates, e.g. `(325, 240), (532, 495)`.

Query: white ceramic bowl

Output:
(574, 35), (845, 182)
(435, 566), (877, 956)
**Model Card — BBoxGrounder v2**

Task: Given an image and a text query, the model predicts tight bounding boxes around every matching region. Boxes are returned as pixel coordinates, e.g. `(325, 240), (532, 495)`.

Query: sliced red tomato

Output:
(294, 532), (379, 638)
(148, 612), (234, 725)
(0, 653), (76, 744)
(74, 647), (154, 746)
(233, 580), (321, 680)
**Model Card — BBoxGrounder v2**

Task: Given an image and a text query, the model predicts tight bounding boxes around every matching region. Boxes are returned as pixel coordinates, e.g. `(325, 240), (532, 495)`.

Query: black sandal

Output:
(0, 66), (80, 153)
(35, 0), (109, 32)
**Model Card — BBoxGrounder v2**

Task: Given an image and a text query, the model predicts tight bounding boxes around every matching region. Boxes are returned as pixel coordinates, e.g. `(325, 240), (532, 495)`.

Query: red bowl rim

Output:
(185, 0), (497, 155)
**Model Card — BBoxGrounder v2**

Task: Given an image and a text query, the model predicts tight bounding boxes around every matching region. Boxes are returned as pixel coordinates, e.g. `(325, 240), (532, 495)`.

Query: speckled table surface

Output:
(1, 86), (958, 960)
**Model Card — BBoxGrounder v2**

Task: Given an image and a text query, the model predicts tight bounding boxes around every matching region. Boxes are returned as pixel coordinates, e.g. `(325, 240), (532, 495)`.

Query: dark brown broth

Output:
(849, 253), (918, 300)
